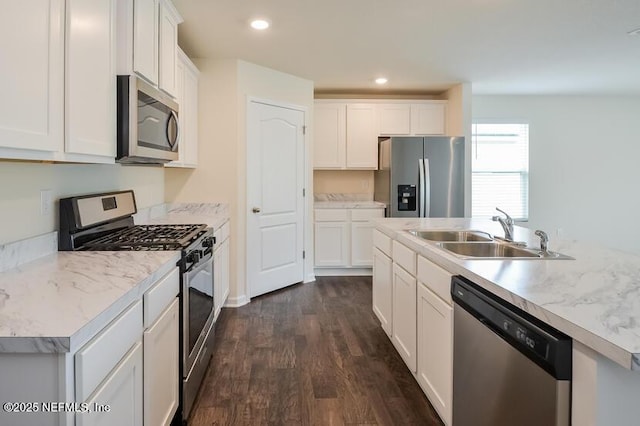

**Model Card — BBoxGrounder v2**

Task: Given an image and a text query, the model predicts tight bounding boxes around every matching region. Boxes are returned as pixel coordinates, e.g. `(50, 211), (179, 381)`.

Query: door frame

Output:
(245, 97), (312, 300)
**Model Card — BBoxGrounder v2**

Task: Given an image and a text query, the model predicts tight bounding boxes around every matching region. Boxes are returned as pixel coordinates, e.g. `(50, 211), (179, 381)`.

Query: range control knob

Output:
(187, 251), (200, 264)
(202, 237), (215, 248)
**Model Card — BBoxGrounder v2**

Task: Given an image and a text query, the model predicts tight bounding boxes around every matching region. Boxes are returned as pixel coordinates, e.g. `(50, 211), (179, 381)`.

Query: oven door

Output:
(183, 251), (214, 376)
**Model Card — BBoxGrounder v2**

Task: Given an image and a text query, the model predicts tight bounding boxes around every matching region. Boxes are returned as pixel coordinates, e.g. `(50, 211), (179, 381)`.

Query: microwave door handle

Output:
(167, 111), (179, 150)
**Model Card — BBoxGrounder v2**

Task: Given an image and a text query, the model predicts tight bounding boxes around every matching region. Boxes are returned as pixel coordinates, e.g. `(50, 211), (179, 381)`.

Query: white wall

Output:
(473, 95), (640, 254)
(0, 162), (164, 244)
(165, 59), (314, 305)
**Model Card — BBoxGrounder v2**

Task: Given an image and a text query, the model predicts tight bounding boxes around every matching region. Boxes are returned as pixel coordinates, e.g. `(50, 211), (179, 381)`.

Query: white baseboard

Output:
(304, 272), (316, 283)
(224, 294), (250, 307)
(314, 267), (372, 276)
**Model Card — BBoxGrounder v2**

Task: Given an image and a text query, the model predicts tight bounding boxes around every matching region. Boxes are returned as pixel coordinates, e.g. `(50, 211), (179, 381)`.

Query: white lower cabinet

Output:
(392, 263), (417, 373)
(417, 281), (453, 426)
(143, 299), (179, 426)
(315, 222), (350, 266)
(214, 222), (230, 318)
(372, 247), (393, 337)
(314, 207), (384, 270)
(77, 341), (143, 426)
(376, 236), (453, 425)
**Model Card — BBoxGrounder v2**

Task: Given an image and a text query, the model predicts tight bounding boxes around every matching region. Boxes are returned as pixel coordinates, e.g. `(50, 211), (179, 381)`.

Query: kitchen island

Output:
(373, 217), (640, 426)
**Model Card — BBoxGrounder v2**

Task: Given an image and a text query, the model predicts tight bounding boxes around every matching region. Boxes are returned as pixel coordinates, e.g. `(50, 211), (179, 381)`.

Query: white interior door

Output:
(247, 100), (305, 298)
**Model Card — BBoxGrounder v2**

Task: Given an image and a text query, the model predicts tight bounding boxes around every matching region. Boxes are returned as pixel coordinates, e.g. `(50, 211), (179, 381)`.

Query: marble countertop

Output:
(0, 201), (229, 354)
(0, 250), (180, 353)
(374, 218), (640, 370)
(314, 201), (386, 209)
(135, 202), (229, 229)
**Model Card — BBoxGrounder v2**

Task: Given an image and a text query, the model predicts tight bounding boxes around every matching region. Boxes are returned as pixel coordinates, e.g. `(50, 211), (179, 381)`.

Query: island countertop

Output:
(373, 217), (640, 371)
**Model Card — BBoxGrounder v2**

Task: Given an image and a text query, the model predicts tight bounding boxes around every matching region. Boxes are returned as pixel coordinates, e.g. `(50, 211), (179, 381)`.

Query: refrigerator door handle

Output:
(418, 159), (426, 217)
(424, 158), (431, 217)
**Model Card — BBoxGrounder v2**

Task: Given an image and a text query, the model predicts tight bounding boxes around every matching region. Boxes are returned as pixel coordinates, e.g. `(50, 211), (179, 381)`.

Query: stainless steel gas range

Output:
(58, 190), (215, 423)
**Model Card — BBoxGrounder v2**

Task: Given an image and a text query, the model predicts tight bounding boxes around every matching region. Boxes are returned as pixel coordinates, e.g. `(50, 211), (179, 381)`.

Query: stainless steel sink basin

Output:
(438, 242), (540, 258)
(437, 242), (574, 260)
(409, 230), (493, 242)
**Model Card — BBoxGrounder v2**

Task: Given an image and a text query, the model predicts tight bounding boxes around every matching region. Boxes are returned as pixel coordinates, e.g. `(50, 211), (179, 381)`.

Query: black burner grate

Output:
(82, 224), (208, 250)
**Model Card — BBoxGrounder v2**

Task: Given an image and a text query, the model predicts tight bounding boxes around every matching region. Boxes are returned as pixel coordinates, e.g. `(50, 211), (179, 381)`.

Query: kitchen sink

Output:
(409, 229), (493, 242)
(437, 241), (574, 260)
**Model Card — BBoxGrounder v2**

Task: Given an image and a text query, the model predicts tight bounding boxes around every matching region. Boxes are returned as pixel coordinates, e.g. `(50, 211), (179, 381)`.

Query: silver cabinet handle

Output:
(252, 207), (261, 213)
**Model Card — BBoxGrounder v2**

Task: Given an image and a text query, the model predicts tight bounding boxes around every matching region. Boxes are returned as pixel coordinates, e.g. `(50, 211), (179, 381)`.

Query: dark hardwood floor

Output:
(188, 276), (444, 426)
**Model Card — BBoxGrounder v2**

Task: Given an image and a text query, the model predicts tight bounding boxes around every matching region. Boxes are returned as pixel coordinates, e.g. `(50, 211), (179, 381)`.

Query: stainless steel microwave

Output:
(116, 75), (179, 164)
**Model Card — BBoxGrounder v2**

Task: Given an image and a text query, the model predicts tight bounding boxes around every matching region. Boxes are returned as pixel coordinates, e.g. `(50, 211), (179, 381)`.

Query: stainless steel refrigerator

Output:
(374, 136), (465, 217)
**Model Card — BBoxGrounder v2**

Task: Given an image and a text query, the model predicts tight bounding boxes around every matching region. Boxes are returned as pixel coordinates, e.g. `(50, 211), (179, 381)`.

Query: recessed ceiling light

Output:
(375, 77), (388, 85)
(250, 19), (270, 30)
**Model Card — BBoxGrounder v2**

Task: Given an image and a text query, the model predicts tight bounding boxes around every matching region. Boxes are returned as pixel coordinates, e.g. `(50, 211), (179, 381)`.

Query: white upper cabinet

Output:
(133, 0), (159, 85)
(0, 1), (64, 156)
(411, 102), (446, 135)
(378, 104), (412, 135)
(65, 0), (117, 159)
(378, 101), (447, 136)
(313, 102), (377, 170)
(314, 103), (346, 169)
(167, 49), (199, 168)
(345, 104), (378, 169)
(158, 0), (183, 98)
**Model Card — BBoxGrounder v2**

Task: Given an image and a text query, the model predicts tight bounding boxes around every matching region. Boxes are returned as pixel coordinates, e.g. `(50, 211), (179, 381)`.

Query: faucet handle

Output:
(535, 230), (549, 253)
(495, 207), (513, 223)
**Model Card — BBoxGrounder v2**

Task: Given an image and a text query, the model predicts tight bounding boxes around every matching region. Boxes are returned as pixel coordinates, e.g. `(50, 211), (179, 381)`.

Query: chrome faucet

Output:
(492, 207), (514, 241)
(535, 230), (549, 254)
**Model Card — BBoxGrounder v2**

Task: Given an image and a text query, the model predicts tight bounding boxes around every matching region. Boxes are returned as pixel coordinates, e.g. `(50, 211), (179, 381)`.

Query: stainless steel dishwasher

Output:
(451, 276), (572, 426)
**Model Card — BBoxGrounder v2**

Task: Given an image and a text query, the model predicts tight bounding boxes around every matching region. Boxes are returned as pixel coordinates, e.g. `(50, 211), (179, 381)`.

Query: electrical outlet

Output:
(41, 189), (53, 216)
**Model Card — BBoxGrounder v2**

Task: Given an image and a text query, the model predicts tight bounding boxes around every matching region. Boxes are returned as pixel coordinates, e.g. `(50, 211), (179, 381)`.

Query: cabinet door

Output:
(133, 0), (159, 85)
(66, 0), (117, 158)
(373, 248), (393, 337)
(143, 299), (179, 426)
(417, 282), (453, 426)
(346, 104), (378, 169)
(411, 103), (446, 135)
(314, 222), (349, 267)
(0, 1), (64, 154)
(166, 57), (185, 167)
(378, 104), (411, 135)
(392, 263), (417, 372)
(214, 238), (230, 319)
(314, 103), (346, 169)
(183, 60), (199, 166)
(158, 0), (180, 97)
(77, 341), (143, 426)
(351, 222), (375, 266)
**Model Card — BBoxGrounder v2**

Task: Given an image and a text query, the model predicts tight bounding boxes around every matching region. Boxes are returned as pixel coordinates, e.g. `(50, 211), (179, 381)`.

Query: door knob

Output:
(252, 207), (261, 213)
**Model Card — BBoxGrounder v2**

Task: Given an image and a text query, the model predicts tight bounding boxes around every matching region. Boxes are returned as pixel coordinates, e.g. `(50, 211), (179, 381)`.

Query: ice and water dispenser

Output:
(397, 184), (416, 211)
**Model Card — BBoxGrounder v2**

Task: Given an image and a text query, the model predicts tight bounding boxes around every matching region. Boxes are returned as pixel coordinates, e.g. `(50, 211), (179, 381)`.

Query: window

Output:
(471, 123), (529, 220)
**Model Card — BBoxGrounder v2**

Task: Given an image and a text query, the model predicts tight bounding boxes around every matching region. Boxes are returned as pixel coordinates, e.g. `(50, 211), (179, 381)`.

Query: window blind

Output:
(471, 123), (529, 220)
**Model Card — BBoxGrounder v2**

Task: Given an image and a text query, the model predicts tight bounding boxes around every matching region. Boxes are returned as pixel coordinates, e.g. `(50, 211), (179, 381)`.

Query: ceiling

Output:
(172, 0), (640, 95)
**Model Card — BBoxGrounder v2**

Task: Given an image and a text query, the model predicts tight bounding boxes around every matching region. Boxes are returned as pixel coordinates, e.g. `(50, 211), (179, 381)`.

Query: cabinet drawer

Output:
(393, 241), (416, 276)
(351, 208), (384, 221)
(214, 221), (230, 246)
(76, 300), (143, 401)
(373, 229), (392, 257)
(417, 256), (453, 305)
(315, 208), (348, 222)
(144, 267), (179, 328)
